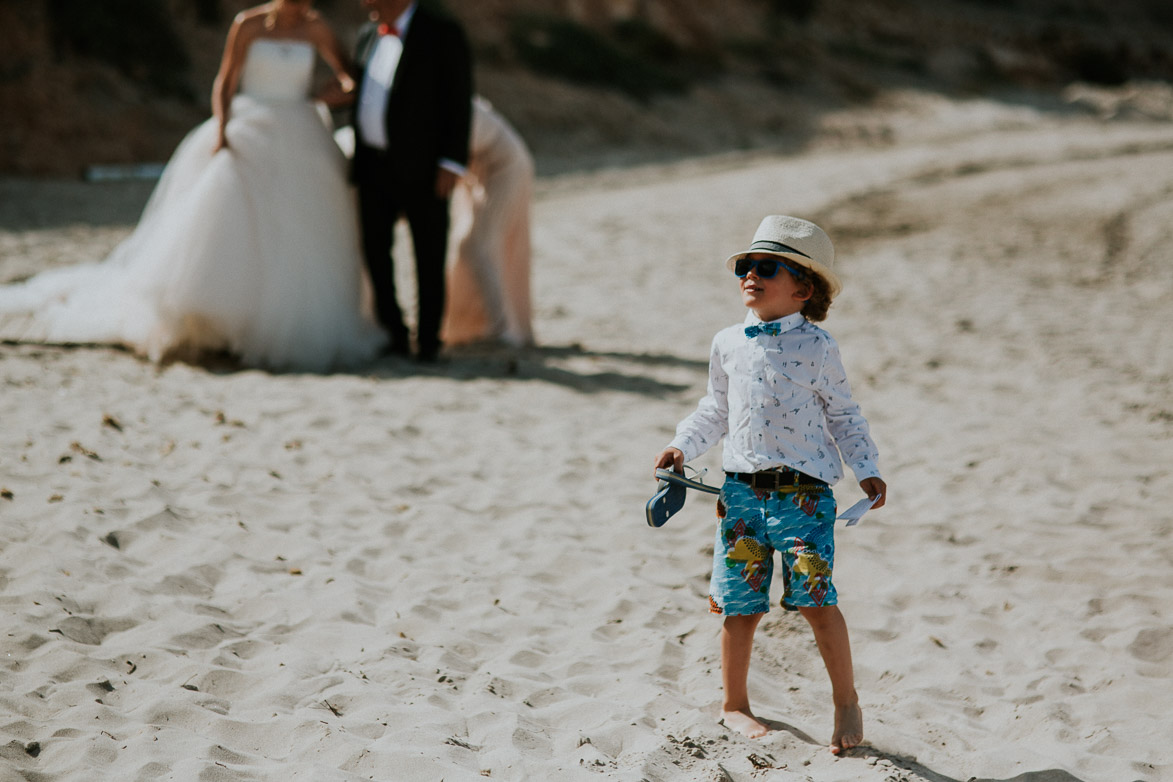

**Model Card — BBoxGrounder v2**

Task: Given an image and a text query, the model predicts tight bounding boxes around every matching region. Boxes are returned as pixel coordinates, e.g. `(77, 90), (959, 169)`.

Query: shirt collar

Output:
(743, 311), (805, 334)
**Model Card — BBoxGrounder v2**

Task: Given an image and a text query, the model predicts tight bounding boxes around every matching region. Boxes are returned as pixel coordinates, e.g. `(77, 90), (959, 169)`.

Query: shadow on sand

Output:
(757, 717), (1092, 782)
(0, 340), (707, 398)
(368, 341), (707, 397)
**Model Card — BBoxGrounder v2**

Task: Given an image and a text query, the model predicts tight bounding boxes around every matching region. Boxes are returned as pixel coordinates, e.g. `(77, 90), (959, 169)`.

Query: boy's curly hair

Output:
(800, 271), (833, 322)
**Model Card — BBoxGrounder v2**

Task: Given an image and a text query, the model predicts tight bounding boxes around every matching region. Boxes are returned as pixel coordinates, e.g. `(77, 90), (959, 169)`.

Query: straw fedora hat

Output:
(725, 215), (842, 299)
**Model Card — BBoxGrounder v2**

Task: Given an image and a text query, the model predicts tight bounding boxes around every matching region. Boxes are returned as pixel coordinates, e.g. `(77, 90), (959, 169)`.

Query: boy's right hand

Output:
(654, 447), (684, 476)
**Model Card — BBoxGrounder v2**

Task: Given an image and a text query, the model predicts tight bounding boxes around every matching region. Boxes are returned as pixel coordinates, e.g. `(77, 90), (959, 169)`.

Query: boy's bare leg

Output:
(720, 612), (771, 738)
(798, 605), (863, 754)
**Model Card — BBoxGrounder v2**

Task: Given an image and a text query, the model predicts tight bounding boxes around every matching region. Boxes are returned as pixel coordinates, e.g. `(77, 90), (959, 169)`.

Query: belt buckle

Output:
(751, 470), (790, 491)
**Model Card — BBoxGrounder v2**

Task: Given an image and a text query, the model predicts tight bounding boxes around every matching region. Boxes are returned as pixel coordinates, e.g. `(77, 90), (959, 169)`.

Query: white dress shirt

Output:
(356, 4), (414, 150)
(668, 312), (881, 485)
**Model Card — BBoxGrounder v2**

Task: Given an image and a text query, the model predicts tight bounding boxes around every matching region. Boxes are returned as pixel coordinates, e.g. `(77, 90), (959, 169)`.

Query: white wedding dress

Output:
(0, 39), (385, 372)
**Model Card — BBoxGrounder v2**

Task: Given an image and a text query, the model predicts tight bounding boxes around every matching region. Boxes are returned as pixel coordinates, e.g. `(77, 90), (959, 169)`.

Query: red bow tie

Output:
(377, 22), (399, 37)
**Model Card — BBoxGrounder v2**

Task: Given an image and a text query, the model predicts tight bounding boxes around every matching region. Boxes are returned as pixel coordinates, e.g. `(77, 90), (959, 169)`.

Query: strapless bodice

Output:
(239, 39), (315, 101)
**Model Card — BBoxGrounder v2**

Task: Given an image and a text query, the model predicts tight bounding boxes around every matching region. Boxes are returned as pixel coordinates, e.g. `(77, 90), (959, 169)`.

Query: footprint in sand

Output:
(1127, 627), (1173, 663)
(51, 615), (136, 645)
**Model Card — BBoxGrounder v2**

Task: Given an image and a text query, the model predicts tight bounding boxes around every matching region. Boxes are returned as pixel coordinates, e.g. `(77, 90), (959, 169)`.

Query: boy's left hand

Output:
(859, 477), (886, 509)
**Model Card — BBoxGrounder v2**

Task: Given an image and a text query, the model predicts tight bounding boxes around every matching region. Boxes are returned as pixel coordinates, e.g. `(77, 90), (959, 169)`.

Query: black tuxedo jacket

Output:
(351, 7), (473, 191)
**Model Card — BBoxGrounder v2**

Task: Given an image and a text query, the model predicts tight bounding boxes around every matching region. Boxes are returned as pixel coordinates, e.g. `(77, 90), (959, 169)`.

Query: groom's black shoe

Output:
(381, 341), (410, 358)
(381, 330), (411, 358)
(415, 341), (442, 364)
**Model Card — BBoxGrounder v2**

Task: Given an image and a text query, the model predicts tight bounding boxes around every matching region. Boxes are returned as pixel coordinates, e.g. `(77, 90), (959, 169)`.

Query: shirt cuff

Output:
(851, 461), (882, 484)
(666, 437), (698, 465)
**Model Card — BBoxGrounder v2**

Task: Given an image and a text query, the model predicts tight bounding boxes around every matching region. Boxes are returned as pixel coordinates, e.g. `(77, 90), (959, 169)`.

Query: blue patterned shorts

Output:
(708, 477), (838, 616)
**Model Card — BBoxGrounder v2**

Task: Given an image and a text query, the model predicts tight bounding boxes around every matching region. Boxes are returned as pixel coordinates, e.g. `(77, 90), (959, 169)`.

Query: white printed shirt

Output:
(668, 312), (881, 486)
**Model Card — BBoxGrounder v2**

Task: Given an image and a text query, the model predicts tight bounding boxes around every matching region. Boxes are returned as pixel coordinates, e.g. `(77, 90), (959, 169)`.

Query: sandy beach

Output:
(2, 90), (1172, 781)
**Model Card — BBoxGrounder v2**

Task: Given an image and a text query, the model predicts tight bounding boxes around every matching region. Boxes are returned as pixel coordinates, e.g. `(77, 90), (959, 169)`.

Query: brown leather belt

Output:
(726, 469), (827, 492)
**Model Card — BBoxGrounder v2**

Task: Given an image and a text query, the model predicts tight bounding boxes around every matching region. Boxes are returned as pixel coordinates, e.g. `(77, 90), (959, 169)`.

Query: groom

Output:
(352, 0), (473, 361)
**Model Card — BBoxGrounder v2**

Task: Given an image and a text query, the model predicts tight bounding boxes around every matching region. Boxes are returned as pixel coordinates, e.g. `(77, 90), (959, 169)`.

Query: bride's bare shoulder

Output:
(232, 5), (272, 30)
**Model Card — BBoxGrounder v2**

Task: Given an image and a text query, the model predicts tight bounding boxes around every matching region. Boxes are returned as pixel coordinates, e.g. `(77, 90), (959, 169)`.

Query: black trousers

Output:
(356, 168), (450, 353)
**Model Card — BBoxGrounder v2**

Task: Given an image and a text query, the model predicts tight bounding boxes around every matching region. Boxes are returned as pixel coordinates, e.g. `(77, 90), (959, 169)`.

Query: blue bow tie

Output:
(745, 322), (782, 338)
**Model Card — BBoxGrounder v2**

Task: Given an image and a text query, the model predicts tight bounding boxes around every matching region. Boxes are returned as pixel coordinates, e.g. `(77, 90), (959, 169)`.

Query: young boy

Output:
(654, 215), (886, 755)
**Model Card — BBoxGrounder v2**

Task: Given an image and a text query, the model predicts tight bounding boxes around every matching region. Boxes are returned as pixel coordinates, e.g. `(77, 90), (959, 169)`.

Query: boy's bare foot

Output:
(720, 708), (771, 739)
(830, 702), (863, 755)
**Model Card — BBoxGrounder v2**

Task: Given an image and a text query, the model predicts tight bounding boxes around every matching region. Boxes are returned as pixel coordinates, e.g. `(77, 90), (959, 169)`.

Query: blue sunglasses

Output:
(733, 257), (806, 280)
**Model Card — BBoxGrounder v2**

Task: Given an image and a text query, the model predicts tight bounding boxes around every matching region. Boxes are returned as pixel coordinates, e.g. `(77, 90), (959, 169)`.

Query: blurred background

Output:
(2, 0), (1173, 178)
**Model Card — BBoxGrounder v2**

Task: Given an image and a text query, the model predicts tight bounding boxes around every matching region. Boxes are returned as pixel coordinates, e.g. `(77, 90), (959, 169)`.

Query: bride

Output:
(0, 0), (385, 372)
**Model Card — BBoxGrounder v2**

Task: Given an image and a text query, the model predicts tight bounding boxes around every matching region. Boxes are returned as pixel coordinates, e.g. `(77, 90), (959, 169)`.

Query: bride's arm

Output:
(212, 13), (254, 152)
(309, 15), (356, 109)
